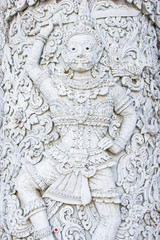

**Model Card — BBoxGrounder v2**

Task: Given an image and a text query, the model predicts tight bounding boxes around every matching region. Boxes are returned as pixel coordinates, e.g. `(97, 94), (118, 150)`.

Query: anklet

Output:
(34, 226), (53, 239)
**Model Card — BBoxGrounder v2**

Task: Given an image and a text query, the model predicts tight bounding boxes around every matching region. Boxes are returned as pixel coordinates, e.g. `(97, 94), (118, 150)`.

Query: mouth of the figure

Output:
(74, 62), (91, 69)
(71, 58), (91, 64)
(68, 59), (93, 71)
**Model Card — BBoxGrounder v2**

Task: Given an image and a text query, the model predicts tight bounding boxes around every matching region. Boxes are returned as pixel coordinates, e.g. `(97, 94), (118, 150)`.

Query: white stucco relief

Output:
(0, 0), (160, 240)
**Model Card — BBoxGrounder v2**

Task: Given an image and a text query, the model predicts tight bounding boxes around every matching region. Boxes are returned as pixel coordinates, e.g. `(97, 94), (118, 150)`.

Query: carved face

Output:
(62, 34), (98, 72)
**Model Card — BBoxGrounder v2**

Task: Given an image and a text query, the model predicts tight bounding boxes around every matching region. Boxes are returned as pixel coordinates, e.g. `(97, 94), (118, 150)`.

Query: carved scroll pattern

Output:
(2, 0), (160, 29)
(0, 0), (160, 239)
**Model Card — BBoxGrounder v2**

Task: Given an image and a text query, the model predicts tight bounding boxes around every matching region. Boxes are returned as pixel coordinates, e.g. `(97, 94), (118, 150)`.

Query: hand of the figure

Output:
(108, 143), (123, 154)
(40, 12), (61, 37)
(98, 137), (113, 150)
(52, 12), (61, 25)
(98, 137), (124, 154)
(40, 19), (55, 38)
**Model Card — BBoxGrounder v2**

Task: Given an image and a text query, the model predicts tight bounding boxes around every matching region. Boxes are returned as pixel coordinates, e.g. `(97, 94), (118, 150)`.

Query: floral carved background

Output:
(0, 0), (160, 239)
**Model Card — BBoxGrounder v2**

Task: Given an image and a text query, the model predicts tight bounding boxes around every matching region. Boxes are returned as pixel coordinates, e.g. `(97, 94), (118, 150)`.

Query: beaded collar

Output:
(60, 74), (104, 90)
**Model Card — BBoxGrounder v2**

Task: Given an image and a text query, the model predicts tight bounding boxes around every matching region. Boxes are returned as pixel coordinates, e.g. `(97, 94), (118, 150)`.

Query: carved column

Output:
(0, 0), (160, 240)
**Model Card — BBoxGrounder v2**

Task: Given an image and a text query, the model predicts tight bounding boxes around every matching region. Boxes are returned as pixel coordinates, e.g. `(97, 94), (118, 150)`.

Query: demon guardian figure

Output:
(15, 1), (137, 239)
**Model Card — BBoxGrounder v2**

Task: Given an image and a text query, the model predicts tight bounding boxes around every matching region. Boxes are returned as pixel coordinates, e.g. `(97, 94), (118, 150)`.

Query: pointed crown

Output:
(63, 0), (102, 47)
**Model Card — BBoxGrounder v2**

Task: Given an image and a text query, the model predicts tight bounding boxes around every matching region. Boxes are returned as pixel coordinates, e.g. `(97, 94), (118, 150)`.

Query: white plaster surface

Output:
(0, 0), (160, 239)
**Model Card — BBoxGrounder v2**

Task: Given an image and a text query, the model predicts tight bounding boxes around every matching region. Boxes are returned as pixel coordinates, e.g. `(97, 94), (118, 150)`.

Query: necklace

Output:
(54, 72), (112, 103)
(61, 74), (104, 90)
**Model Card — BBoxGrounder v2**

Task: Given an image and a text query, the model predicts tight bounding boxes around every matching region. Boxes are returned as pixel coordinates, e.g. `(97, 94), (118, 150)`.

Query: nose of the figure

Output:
(77, 47), (84, 58)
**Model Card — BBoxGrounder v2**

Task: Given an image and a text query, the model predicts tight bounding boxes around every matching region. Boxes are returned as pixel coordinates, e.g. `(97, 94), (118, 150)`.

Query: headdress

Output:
(63, 0), (102, 47)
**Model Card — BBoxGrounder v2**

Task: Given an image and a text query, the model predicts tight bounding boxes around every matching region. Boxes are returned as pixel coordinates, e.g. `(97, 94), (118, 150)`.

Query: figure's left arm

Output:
(108, 104), (137, 154)
(98, 84), (137, 154)
(109, 84), (137, 154)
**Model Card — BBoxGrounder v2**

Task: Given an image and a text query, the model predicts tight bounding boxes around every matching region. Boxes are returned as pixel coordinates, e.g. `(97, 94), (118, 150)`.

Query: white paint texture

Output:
(0, 0), (160, 240)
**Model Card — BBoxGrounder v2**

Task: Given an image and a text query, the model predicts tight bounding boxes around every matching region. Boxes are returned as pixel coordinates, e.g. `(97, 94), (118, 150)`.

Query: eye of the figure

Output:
(71, 47), (76, 51)
(86, 47), (90, 51)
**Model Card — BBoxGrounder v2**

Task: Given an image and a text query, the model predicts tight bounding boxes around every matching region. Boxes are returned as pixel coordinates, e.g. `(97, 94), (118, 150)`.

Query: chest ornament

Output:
(55, 75), (113, 104)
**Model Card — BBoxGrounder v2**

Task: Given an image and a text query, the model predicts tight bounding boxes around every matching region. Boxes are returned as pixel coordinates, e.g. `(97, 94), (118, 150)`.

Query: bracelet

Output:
(35, 34), (48, 44)
(34, 226), (53, 239)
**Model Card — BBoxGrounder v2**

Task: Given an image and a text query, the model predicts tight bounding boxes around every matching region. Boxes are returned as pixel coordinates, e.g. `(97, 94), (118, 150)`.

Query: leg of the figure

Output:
(92, 202), (121, 240)
(89, 167), (121, 240)
(15, 168), (55, 240)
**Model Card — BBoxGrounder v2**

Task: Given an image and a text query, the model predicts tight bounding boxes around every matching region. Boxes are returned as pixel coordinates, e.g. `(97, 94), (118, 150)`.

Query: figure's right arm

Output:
(26, 21), (55, 100)
(26, 38), (49, 88)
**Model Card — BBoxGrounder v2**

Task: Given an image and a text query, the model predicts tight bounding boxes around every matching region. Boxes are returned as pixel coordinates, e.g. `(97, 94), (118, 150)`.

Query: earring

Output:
(95, 62), (99, 71)
(64, 63), (70, 74)
(91, 64), (99, 78)
(69, 69), (74, 79)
